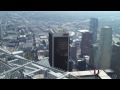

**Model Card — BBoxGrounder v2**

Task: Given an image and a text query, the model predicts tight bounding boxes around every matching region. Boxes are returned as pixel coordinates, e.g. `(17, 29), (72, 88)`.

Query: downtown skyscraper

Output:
(81, 31), (93, 57)
(49, 29), (70, 71)
(95, 26), (112, 69)
(0, 24), (3, 40)
(90, 18), (98, 44)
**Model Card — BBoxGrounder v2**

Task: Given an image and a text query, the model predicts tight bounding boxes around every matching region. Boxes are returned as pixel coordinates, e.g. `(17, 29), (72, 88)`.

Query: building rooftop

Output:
(20, 35), (26, 37)
(69, 31), (75, 36)
(12, 51), (23, 55)
(40, 36), (48, 39)
(90, 18), (98, 20)
(50, 29), (68, 33)
(77, 29), (89, 33)
(69, 70), (111, 79)
(73, 39), (80, 42)
(32, 74), (44, 79)
(0, 47), (113, 79)
(103, 26), (110, 28)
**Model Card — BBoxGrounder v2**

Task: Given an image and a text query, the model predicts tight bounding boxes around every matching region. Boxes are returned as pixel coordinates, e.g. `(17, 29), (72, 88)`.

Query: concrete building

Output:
(96, 26), (112, 69)
(111, 43), (120, 78)
(90, 18), (98, 44)
(89, 44), (98, 69)
(0, 24), (3, 40)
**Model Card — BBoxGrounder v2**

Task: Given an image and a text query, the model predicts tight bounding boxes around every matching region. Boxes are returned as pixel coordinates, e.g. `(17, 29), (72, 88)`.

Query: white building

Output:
(95, 26), (112, 69)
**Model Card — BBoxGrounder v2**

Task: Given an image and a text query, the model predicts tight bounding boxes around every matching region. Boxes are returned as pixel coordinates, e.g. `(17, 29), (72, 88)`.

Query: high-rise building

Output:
(81, 32), (93, 57)
(90, 18), (98, 44)
(96, 26), (112, 69)
(49, 29), (70, 71)
(70, 44), (77, 62)
(89, 44), (98, 69)
(111, 42), (120, 78)
(0, 24), (3, 40)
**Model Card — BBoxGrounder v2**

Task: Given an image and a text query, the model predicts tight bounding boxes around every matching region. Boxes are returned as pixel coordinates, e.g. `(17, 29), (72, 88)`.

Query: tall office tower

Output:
(90, 18), (98, 44)
(89, 44), (98, 69)
(111, 42), (120, 78)
(96, 26), (112, 69)
(70, 44), (77, 63)
(49, 29), (70, 71)
(81, 32), (93, 57)
(0, 24), (3, 40)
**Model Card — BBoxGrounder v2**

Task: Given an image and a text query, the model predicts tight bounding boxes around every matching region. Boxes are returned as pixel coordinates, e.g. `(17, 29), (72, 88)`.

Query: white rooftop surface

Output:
(77, 60), (84, 62)
(78, 36), (82, 39)
(49, 71), (63, 77)
(69, 70), (95, 77)
(32, 74), (44, 79)
(20, 35), (26, 37)
(38, 50), (44, 52)
(103, 26), (110, 28)
(69, 70), (111, 79)
(78, 29), (89, 33)
(40, 36), (47, 39)
(98, 70), (111, 79)
(73, 39), (80, 42)
(12, 51), (23, 55)
(69, 31), (75, 36)
(14, 55), (27, 60)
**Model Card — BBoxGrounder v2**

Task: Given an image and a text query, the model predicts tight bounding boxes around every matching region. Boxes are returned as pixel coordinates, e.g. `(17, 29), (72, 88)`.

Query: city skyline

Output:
(0, 11), (119, 79)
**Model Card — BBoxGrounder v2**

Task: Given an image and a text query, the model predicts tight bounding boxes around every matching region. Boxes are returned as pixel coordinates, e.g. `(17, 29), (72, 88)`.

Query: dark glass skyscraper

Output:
(90, 18), (98, 44)
(49, 29), (70, 71)
(81, 32), (93, 57)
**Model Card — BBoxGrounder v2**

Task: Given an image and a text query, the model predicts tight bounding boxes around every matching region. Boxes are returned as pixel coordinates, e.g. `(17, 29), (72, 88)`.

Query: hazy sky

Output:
(35, 11), (120, 14)
(2, 11), (120, 19)
(30, 11), (120, 17)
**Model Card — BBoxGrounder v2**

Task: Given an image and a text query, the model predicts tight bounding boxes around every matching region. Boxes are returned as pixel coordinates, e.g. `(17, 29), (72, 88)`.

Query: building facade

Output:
(70, 44), (77, 62)
(89, 44), (98, 69)
(111, 43), (120, 78)
(96, 26), (112, 69)
(81, 32), (93, 57)
(90, 18), (98, 44)
(0, 24), (3, 40)
(49, 29), (70, 71)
